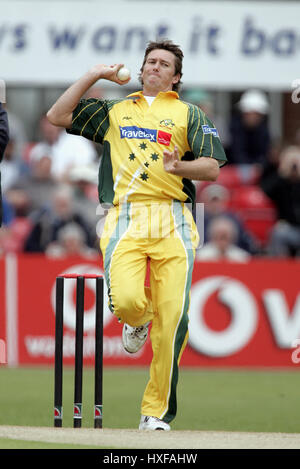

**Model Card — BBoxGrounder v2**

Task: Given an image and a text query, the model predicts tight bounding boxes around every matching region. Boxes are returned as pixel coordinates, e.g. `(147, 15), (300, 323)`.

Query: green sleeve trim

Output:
(67, 98), (123, 144)
(186, 103), (227, 165)
(98, 141), (115, 206)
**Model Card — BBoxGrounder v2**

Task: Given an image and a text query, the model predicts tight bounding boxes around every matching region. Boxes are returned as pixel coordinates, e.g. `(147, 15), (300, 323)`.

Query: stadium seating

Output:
(196, 164), (277, 248)
(215, 164), (260, 189)
(228, 185), (277, 245)
(0, 217), (33, 252)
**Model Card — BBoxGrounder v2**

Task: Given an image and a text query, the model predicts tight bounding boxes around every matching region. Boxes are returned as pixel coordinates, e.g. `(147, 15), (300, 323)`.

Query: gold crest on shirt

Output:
(159, 119), (175, 130)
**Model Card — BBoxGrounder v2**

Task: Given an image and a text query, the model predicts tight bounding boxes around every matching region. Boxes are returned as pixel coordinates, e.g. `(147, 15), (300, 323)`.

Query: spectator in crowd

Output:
(68, 164), (99, 229)
(6, 107), (27, 162)
(2, 155), (99, 255)
(260, 145), (300, 256)
(197, 215), (250, 261)
(6, 154), (57, 214)
(50, 127), (99, 183)
(84, 85), (105, 100)
(24, 184), (96, 252)
(0, 191), (32, 254)
(46, 222), (98, 258)
(29, 113), (99, 182)
(183, 88), (230, 150)
(228, 89), (271, 167)
(1, 195), (15, 226)
(198, 183), (258, 254)
(0, 101), (9, 227)
(29, 113), (61, 162)
(1, 130), (29, 193)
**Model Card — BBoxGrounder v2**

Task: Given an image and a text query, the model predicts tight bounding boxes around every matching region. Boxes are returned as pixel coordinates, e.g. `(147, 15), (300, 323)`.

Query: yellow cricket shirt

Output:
(67, 90), (227, 207)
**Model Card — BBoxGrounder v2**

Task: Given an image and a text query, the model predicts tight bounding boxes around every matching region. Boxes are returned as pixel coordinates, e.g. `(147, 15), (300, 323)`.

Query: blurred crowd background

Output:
(2, 84), (299, 262)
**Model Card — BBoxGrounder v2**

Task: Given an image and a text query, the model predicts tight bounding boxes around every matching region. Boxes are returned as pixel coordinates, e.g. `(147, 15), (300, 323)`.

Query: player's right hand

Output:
(88, 64), (131, 85)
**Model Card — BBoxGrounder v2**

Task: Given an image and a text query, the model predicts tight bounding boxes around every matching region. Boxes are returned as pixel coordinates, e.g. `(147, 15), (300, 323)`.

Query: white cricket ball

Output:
(117, 67), (131, 81)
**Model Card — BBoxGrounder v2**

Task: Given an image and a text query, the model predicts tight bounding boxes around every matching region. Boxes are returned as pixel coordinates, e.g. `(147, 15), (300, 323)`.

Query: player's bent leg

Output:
(121, 287), (153, 353)
(101, 219), (152, 326)
(107, 251), (153, 326)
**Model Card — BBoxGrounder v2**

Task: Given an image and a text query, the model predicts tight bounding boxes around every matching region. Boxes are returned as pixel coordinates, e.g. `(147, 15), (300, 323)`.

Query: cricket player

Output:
(0, 102), (9, 227)
(47, 39), (227, 430)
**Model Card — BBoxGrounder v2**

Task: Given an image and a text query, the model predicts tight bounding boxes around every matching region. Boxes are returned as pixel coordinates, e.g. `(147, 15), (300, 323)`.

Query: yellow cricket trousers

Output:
(100, 200), (199, 423)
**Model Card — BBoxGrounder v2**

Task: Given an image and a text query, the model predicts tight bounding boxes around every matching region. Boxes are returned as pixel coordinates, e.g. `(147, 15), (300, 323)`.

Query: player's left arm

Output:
(163, 146), (219, 181)
(166, 103), (227, 180)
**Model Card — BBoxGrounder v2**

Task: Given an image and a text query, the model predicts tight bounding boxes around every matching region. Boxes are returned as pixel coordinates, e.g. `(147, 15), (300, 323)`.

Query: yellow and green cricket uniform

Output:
(67, 90), (227, 423)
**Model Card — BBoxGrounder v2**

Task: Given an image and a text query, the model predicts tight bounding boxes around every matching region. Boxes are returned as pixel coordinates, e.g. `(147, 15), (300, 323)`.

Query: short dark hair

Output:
(139, 39), (184, 92)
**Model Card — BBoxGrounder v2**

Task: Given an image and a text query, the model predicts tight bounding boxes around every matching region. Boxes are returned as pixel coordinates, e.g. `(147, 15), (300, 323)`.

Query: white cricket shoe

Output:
(122, 322), (149, 353)
(139, 415), (171, 431)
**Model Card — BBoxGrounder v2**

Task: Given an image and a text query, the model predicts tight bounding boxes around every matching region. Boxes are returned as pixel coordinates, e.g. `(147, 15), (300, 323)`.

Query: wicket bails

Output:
(54, 274), (104, 429)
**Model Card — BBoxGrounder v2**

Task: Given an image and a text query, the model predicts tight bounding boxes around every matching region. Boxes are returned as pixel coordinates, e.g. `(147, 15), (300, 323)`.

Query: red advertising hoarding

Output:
(1, 255), (300, 367)
(0, 257), (6, 364)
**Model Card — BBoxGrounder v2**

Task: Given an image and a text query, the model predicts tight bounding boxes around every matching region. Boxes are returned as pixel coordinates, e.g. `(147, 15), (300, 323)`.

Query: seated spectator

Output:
(0, 101), (10, 228)
(1, 133), (29, 193)
(69, 164), (99, 228)
(197, 216), (250, 262)
(6, 154), (57, 213)
(84, 85), (105, 100)
(0, 191), (32, 253)
(228, 89), (271, 167)
(51, 129), (99, 183)
(183, 88), (230, 150)
(260, 145), (300, 256)
(29, 114), (99, 182)
(29, 113), (61, 162)
(198, 183), (258, 254)
(1, 195), (15, 226)
(6, 107), (28, 162)
(46, 222), (98, 258)
(24, 184), (96, 252)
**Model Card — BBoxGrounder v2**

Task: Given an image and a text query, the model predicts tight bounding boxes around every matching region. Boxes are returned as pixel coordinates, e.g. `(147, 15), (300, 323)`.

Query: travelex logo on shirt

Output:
(119, 126), (171, 146)
(201, 124), (219, 137)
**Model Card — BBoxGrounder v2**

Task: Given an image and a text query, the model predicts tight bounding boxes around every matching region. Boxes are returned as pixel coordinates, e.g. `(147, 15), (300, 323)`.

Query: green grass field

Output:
(0, 366), (300, 435)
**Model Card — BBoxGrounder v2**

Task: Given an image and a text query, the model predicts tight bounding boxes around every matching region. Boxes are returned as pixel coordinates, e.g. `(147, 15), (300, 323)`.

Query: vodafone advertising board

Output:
(1, 255), (300, 367)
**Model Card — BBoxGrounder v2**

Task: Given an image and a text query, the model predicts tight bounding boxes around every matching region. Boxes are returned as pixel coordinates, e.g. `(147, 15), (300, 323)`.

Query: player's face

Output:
(141, 49), (180, 95)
